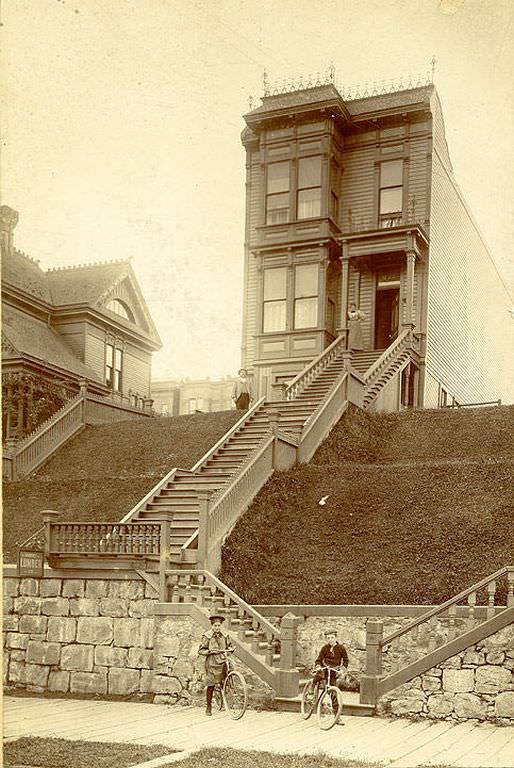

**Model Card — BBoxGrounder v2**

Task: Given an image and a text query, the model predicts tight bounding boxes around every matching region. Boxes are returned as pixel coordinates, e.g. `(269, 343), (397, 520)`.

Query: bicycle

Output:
(212, 652), (248, 720)
(300, 665), (344, 730)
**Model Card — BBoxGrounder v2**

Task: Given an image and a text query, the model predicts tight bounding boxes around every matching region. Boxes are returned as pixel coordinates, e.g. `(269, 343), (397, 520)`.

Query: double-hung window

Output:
(379, 159), (403, 227)
(263, 268), (287, 332)
(266, 162), (290, 224)
(294, 264), (318, 329)
(297, 157), (321, 219)
(106, 343), (123, 391)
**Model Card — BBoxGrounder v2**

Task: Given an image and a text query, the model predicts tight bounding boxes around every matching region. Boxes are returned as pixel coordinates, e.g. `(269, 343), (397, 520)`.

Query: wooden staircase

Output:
(129, 353), (347, 563)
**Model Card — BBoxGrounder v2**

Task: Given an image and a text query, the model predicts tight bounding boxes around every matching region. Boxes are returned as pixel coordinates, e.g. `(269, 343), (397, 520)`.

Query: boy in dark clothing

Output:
(313, 629), (349, 690)
(198, 613), (235, 716)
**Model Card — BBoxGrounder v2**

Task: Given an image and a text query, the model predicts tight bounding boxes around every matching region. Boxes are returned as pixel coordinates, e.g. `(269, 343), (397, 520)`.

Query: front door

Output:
(375, 288), (399, 348)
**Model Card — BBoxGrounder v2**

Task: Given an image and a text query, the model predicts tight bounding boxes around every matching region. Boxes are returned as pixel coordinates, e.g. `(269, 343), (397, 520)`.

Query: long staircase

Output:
(125, 351), (347, 564)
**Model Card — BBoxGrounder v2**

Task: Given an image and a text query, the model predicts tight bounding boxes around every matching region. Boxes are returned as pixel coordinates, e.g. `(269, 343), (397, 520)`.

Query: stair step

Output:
(274, 693), (375, 717)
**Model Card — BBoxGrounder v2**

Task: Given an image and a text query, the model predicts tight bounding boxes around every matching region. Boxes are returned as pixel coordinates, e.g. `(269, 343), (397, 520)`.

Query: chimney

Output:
(0, 206), (19, 259)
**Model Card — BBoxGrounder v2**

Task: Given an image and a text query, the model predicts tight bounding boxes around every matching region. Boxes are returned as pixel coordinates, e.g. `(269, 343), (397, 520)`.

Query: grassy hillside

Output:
(220, 406), (514, 605)
(3, 410), (240, 563)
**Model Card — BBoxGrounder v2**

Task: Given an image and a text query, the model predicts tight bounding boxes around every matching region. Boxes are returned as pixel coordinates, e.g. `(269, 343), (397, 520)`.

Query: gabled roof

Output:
(2, 249), (52, 304)
(2, 304), (102, 382)
(47, 260), (130, 306)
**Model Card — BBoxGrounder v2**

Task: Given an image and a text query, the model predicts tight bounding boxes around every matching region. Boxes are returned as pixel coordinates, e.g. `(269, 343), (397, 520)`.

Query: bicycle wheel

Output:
(316, 686), (342, 730)
(222, 670), (247, 720)
(300, 679), (318, 720)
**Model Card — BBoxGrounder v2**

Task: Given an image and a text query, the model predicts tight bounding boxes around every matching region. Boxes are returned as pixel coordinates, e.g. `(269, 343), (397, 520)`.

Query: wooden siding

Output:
(407, 134), (430, 223)
(243, 150), (262, 370)
(341, 137), (375, 228)
(84, 327), (105, 382)
(54, 322), (85, 361)
(123, 342), (151, 397)
(427, 151), (514, 404)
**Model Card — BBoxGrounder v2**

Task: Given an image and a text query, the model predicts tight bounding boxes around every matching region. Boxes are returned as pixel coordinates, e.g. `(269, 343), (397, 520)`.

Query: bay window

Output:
(297, 156), (321, 219)
(266, 162), (290, 224)
(379, 159), (403, 227)
(263, 268), (287, 332)
(294, 264), (318, 329)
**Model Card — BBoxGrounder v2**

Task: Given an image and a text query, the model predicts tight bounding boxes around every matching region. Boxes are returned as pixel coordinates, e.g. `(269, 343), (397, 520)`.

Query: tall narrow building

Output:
(240, 79), (513, 410)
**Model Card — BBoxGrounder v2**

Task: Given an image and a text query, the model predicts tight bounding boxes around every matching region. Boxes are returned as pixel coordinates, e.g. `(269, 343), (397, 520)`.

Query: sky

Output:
(2, 0), (513, 380)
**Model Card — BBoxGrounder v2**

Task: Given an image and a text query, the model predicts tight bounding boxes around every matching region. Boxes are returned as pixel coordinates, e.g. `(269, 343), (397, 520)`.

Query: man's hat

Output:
(209, 612), (226, 623)
(324, 629), (338, 636)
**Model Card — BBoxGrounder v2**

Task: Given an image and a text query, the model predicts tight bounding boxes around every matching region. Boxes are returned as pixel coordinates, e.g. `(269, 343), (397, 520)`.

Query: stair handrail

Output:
(285, 333), (346, 400)
(363, 328), (413, 384)
(190, 397), (266, 473)
(381, 565), (514, 650)
(9, 394), (83, 453)
(166, 568), (282, 639)
(300, 370), (348, 438)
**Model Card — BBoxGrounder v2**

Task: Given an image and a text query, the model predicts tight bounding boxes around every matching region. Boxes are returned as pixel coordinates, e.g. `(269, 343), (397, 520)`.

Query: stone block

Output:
(3, 579), (20, 597)
(20, 578), (39, 596)
(113, 618), (139, 647)
(422, 675), (441, 692)
(3, 596), (14, 615)
(140, 669), (154, 693)
(440, 654), (462, 669)
(111, 581), (145, 600)
(495, 691), (514, 718)
(26, 641), (61, 666)
(128, 648), (153, 669)
(462, 650), (485, 666)
(62, 580), (85, 598)
(145, 581), (159, 599)
(442, 668), (474, 693)
(14, 597), (41, 615)
(85, 580), (109, 598)
(19, 616), (48, 635)
(140, 618), (154, 649)
(3, 616), (19, 632)
(8, 661), (25, 684)
(94, 647), (128, 667)
(389, 689), (425, 715)
(10, 650), (26, 661)
(475, 665), (511, 693)
(427, 693), (455, 717)
(41, 597), (69, 616)
(76, 617), (113, 645)
(47, 617), (77, 643)
(108, 667), (140, 695)
(7, 633), (29, 650)
(40, 579), (62, 597)
(3, 651), (9, 684)
(61, 644), (94, 671)
(486, 650), (505, 665)
(24, 663), (50, 688)
(129, 599), (154, 618)
(100, 598), (128, 617)
(48, 670), (70, 693)
(454, 693), (488, 719)
(69, 598), (99, 617)
(70, 669), (107, 694)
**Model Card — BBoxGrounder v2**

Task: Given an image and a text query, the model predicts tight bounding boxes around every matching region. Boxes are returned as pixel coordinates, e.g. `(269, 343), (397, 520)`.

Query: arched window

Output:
(106, 299), (133, 322)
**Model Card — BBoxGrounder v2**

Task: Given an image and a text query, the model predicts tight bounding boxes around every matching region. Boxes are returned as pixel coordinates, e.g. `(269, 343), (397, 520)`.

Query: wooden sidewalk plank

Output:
(455, 726), (514, 768)
(419, 723), (502, 766)
(385, 720), (455, 765)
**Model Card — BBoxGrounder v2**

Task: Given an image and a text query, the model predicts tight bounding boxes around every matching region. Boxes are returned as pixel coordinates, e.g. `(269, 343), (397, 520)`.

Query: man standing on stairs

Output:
(198, 613), (235, 715)
(232, 369), (253, 410)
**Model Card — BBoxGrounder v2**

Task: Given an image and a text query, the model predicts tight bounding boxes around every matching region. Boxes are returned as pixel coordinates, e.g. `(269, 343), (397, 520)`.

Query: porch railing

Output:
(363, 327), (414, 385)
(47, 521), (163, 557)
(285, 333), (346, 400)
(3, 395), (84, 481)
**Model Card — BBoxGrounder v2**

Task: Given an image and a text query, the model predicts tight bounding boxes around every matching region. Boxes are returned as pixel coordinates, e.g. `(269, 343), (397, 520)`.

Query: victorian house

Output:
(1, 206), (161, 438)
(240, 79), (513, 410)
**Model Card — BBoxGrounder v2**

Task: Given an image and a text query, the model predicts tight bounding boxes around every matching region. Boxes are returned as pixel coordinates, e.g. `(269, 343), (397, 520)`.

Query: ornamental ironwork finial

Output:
(263, 68), (269, 96)
(328, 63), (336, 83)
(248, 95), (254, 110)
(431, 56), (437, 82)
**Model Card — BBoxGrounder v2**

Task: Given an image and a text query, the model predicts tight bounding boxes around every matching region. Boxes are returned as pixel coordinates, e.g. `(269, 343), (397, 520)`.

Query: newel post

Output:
(40, 510), (60, 561)
(276, 611), (301, 697)
(78, 379), (88, 423)
(159, 520), (171, 602)
(360, 618), (383, 706)
(197, 490), (211, 570)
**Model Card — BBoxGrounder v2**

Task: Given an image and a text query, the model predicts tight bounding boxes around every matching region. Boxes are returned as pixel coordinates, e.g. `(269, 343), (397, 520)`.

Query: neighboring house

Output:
(151, 376), (237, 416)
(240, 80), (514, 409)
(1, 206), (162, 438)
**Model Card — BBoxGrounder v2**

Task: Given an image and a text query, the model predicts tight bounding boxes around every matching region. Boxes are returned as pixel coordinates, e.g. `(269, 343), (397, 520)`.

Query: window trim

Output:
(379, 158), (404, 228)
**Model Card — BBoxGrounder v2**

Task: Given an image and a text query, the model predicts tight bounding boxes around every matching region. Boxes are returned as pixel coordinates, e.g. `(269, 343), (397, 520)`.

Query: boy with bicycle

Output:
(198, 612), (234, 716)
(313, 629), (349, 692)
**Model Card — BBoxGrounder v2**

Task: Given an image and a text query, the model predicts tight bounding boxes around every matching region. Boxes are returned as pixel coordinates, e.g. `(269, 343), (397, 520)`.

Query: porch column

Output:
(338, 244), (350, 341)
(403, 250), (416, 329)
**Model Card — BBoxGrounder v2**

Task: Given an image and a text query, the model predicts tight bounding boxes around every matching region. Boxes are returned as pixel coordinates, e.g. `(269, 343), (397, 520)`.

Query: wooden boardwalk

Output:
(4, 696), (514, 767)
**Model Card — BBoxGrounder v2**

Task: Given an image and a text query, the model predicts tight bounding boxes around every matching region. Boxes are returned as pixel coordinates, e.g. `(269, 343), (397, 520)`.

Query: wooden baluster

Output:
(119, 524), (126, 554)
(73, 524), (79, 552)
(265, 631), (274, 665)
(99, 525), (105, 553)
(184, 575), (192, 603)
(195, 574), (205, 606)
(467, 592), (477, 628)
(486, 580), (496, 619)
(409, 626), (418, 664)
(447, 605), (457, 641)
(507, 571), (514, 608)
(170, 575), (180, 603)
(428, 617), (439, 652)
(390, 637), (400, 673)
(251, 618), (260, 652)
